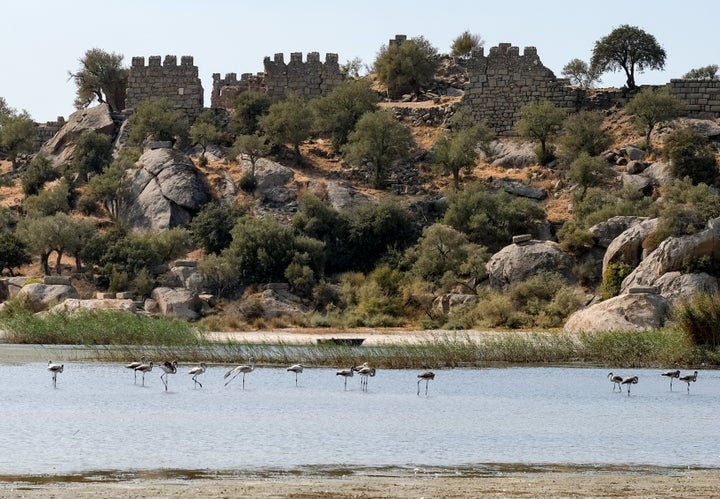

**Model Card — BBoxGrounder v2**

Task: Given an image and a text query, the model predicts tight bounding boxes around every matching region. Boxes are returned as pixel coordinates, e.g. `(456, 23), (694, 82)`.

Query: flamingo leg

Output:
(224, 371), (241, 387)
(344, 377), (348, 390)
(242, 373), (246, 390)
(193, 375), (202, 388)
(417, 379), (421, 396)
(295, 373), (298, 386)
(426, 379), (430, 396)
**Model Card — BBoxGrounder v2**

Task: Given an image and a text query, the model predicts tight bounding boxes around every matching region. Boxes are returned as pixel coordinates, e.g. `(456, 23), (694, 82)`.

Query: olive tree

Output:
(342, 110), (414, 188)
(69, 48), (128, 112)
(663, 128), (718, 185)
(258, 96), (313, 164)
(374, 36), (439, 98)
(590, 25), (666, 89)
(128, 98), (189, 145)
(683, 65), (719, 80)
(625, 87), (683, 151)
(311, 79), (379, 151)
(561, 58), (601, 88)
(515, 100), (567, 165)
(0, 110), (37, 168)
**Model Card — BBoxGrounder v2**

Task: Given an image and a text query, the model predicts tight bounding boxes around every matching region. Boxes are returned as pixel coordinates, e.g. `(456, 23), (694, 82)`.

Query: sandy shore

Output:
(2, 467), (720, 498)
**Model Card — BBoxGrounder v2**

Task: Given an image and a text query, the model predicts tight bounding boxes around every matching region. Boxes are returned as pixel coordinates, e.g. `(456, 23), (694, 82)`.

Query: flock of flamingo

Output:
(45, 358), (437, 395)
(607, 370), (699, 395)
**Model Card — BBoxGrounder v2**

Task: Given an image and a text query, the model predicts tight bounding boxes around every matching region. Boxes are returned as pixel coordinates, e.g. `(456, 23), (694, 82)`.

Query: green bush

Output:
(674, 293), (720, 348)
(238, 172), (257, 192)
(663, 128), (718, 185)
(599, 262), (633, 299)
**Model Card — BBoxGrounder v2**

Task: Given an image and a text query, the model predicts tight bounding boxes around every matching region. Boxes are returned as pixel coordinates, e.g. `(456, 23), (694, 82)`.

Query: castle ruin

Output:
(125, 55), (204, 120)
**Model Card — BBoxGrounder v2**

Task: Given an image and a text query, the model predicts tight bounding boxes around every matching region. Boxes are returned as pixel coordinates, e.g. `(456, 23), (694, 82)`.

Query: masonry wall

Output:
(125, 55), (203, 120)
(462, 43), (720, 136)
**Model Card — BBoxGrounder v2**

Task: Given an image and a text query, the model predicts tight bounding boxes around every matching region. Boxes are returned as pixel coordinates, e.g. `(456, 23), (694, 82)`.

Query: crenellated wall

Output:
(125, 55), (203, 120)
(462, 42), (720, 135)
(211, 72), (265, 110)
(263, 52), (343, 101)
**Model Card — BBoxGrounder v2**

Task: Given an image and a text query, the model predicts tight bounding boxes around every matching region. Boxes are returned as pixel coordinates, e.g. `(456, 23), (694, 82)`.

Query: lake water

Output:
(1, 359), (719, 476)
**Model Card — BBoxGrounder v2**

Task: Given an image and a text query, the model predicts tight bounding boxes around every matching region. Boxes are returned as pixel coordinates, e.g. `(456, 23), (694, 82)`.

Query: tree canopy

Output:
(374, 36), (439, 98)
(450, 31), (483, 58)
(0, 109), (37, 168)
(69, 48), (128, 112)
(625, 87), (683, 150)
(128, 98), (189, 145)
(590, 25), (666, 89)
(258, 96), (313, 163)
(342, 110), (414, 188)
(515, 100), (566, 165)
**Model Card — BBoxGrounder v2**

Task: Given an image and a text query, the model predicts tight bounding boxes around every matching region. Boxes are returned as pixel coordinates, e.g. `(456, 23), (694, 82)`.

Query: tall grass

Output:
(1, 308), (716, 368)
(0, 309), (201, 346)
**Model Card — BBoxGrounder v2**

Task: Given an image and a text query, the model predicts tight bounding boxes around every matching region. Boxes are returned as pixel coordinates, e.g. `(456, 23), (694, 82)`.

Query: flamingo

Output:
(336, 367), (354, 390)
(134, 361), (153, 386)
(679, 370), (698, 393)
(607, 372), (623, 392)
(224, 357), (255, 388)
(188, 362), (207, 388)
(126, 356), (147, 384)
(661, 369), (680, 391)
(287, 364), (304, 386)
(357, 365), (376, 392)
(417, 371), (435, 396)
(47, 361), (64, 388)
(159, 360), (178, 391)
(621, 375), (638, 396)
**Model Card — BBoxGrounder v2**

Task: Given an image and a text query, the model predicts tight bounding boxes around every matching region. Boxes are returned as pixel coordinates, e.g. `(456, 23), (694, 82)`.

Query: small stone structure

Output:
(125, 55), (204, 120)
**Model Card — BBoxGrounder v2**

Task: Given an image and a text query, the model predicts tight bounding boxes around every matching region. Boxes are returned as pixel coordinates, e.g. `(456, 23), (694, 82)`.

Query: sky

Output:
(2, 0), (719, 122)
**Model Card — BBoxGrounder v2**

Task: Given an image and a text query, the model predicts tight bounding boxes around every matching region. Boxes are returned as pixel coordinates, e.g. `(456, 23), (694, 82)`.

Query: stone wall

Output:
(211, 72), (265, 110)
(35, 117), (65, 146)
(667, 79), (720, 118)
(210, 52), (344, 109)
(462, 42), (720, 136)
(462, 43), (582, 135)
(125, 55), (203, 120)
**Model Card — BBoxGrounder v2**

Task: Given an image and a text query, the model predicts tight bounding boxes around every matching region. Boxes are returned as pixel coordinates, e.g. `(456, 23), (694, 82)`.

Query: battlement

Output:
(126, 54), (203, 119)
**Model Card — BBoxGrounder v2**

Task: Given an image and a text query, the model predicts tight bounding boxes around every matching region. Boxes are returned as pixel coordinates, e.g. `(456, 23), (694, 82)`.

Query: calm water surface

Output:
(1, 359), (718, 475)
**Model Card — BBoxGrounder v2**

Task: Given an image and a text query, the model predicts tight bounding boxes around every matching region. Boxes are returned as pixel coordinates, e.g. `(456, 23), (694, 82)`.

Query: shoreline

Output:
(2, 465), (720, 498)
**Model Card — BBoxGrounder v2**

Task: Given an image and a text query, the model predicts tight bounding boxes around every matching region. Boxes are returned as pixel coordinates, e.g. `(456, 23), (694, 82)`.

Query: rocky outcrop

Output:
(151, 287), (202, 320)
(42, 104), (116, 166)
(48, 298), (141, 314)
(602, 218), (658, 275)
(170, 260), (206, 294)
(486, 240), (575, 289)
(122, 146), (211, 230)
(487, 140), (536, 168)
(654, 272), (719, 306)
(563, 291), (670, 333)
(434, 293), (479, 314)
(492, 178), (547, 200)
(642, 162), (674, 187)
(240, 157), (294, 192)
(620, 217), (720, 293)
(17, 283), (79, 309)
(589, 216), (649, 249)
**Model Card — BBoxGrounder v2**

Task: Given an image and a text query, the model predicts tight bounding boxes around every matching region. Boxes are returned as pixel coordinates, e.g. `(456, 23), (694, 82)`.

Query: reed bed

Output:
(2, 310), (718, 369)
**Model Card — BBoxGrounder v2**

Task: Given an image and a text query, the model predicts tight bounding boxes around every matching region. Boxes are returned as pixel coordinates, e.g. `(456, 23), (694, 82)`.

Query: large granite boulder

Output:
(602, 218), (659, 275)
(240, 157), (294, 192)
(170, 261), (206, 294)
(324, 180), (372, 211)
(122, 146), (211, 230)
(486, 239), (575, 289)
(48, 298), (141, 314)
(654, 272), (719, 306)
(642, 162), (674, 187)
(564, 291), (670, 333)
(17, 283), (79, 309)
(589, 216), (650, 249)
(434, 293), (479, 314)
(487, 140), (536, 168)
(42, 104), (116, 165)
(492, 178), (547, 200)
(620, 217), (720, 293)
(151, 287), (202, 320)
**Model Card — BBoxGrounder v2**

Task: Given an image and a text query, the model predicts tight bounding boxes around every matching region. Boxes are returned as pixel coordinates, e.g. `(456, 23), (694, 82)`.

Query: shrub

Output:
(238, 172), (257, 192)
(599, 262), (633, 299)
(673, 293), (720, 348)
(663, 128), (718, 185)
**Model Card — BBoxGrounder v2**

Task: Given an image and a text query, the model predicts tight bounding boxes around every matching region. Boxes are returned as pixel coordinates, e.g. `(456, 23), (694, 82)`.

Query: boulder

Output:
(563, 292), (670, 333)
(123, 147), (211, 230)
(621, 217), (720, 292)
(492, 179), (547, 200)
(654, 272), (719, 306)
(602, 218), (659, 275)
(42, 104), (116, 165)
(486, 240), (575, 289)
(170, 262), (207, 294)
(240, 157), (294, 192)
(589, 216), (650, 249)
(488, 140), (536, 168)
(621, 145), (647, 161)
(642, 162), (674, 187)
(621, 173), (653, 194)
(244, 286), (309, 319)
(17, 283), (79, 309)
(4, 277), (31, 298)
(48, 298), (140, 314)
(324, 181), (372, 211)
(151, 287), (202, 320)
